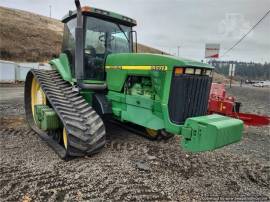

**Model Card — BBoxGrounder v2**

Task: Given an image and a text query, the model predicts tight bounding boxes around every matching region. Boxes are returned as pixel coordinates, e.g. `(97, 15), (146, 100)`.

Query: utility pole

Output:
(49, 5), (52, 18)
(177, 45), (181, 56)
(229, 63), (235, 88)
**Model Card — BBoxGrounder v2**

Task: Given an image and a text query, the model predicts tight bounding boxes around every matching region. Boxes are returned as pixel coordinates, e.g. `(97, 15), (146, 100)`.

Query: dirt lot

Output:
(0, 85), (269, 201)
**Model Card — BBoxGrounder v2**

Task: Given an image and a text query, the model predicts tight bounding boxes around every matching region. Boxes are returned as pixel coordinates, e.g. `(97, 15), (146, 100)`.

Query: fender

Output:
(50, 53), (73, 82)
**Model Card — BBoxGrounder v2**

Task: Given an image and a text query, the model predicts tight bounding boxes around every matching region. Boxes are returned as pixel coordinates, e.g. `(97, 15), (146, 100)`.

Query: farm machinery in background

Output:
(208, 83), (270, 126)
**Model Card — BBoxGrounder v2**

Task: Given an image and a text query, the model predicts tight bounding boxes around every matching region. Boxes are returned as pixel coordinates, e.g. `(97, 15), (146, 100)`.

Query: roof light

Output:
(95, 8), (109, 15)
(81, 6), (91, 13)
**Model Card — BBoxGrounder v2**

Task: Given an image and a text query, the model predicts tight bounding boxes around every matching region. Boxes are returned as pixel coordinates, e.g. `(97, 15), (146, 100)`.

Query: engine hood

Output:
(105, 53), (213, 70)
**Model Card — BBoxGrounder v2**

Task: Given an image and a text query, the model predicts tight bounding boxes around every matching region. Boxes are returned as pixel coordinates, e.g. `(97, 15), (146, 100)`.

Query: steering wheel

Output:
(98, 34), (115, 42)
(84, 45), (96, 58)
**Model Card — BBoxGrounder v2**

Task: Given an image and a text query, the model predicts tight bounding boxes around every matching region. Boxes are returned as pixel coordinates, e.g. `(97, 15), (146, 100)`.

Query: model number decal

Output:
(150, 66), (167, 71)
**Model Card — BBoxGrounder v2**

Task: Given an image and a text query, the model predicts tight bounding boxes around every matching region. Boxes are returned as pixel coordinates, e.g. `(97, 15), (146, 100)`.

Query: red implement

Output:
(208, 83), (270, 126)
(235, 112), (270, 126)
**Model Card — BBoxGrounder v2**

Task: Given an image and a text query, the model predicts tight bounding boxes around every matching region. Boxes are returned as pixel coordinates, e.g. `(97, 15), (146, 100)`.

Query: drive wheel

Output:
(145, 128), (159, 139)
(31, 77), (46, 123)
(145, 128), (174, 140)
(31, 76), (67, 147)
(63, 128), (68, 150)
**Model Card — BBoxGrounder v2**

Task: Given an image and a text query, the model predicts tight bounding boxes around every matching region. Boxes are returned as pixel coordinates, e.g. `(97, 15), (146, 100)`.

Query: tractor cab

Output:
(61, 5), (136, 83)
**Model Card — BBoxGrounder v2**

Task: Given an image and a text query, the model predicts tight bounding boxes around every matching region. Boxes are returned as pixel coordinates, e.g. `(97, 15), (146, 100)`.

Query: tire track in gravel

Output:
(0, 128), (59, 201)
(1, 114), (270, 201)
(0, 127), (171, 201)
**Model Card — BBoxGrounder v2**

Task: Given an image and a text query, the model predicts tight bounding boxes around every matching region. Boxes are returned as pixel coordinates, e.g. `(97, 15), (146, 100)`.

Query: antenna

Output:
(75, 0), (81, 10)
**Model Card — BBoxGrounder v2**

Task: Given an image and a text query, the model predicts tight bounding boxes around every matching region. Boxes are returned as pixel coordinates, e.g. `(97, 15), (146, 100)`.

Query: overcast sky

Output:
(1, 0), (270, 63)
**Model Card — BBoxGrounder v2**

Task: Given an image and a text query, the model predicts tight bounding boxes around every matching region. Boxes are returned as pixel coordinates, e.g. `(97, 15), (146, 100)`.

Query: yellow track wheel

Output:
(31, 76), (68, 150)
(63, 128), (68, 150)
(145, 128), (159, 138)
(31, 77), (46, 123)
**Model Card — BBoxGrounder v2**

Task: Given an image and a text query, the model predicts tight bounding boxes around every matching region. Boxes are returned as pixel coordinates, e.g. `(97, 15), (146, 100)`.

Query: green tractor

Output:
(25, 0), (243, 159)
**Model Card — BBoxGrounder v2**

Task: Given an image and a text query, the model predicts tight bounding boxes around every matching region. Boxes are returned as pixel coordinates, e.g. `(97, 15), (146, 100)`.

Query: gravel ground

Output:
(0, 85), (269, 201)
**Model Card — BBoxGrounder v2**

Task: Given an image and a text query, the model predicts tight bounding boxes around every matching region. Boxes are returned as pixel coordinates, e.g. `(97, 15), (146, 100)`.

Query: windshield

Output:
(85, 16), (132, 55)
(83, 16), (132, 80)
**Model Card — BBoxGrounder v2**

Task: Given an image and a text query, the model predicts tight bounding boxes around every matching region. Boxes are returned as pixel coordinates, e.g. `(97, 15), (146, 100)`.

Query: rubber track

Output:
(24, 69), (106, 159)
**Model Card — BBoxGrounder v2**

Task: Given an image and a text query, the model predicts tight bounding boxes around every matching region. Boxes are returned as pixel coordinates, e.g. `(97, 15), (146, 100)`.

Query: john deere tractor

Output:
(25, 0), (243, 159)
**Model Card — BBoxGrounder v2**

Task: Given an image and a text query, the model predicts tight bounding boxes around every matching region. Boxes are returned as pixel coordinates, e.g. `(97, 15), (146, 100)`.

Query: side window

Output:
(62, 18), (77, 75)
(85, 30), (105, 54)
(111, 31), (130, 53)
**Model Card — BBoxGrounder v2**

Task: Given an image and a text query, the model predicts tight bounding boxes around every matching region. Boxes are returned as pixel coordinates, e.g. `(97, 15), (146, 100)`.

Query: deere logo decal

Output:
(106, 65), (122, 69)
(106, 65), (167, 71)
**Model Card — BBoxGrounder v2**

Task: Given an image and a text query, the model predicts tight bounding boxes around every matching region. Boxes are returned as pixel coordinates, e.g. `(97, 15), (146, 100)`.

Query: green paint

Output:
(50, 53), (72, 82)
(80, 90), (94, 105)
(34, 105), (60, 131)
(107, 91), (164, 130)
(106, 53), (213, 70)
(105, 53), (212, 92)
(50, 14), (243, 152)
(181, 114), (243, 152)
(105, 53), (213, 134)
(122, 104), (165, 130)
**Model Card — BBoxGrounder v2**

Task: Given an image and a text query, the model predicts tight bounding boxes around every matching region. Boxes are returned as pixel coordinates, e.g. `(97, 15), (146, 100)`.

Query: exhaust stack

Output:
(74, 0), (84, 83)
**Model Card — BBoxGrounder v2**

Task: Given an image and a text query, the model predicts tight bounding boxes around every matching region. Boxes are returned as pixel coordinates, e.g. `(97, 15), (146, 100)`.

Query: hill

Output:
(0, 6), (225, 83)
(0, 6), (164, 62)
(0, 6), (63, 62)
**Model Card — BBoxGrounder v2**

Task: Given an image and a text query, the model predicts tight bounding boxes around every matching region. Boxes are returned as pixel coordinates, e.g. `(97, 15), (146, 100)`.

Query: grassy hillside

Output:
(0, 6), (226, 83)
(0, 6), (63, 62)
(0, 6), (164, 62)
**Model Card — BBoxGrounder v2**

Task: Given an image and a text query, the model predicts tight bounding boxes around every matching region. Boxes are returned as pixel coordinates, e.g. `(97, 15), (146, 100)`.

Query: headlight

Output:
(205, 70), (212, 76)
(195, 69), (201, 75)
(185, 68), (194, 74)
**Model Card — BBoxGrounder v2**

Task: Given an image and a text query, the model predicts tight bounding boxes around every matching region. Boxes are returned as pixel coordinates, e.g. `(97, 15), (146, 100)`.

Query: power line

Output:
(222, 9), (270, 57)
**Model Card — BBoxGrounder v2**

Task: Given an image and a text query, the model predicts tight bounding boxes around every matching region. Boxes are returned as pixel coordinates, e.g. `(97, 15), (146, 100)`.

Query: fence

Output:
(0, 60), (51, 83)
